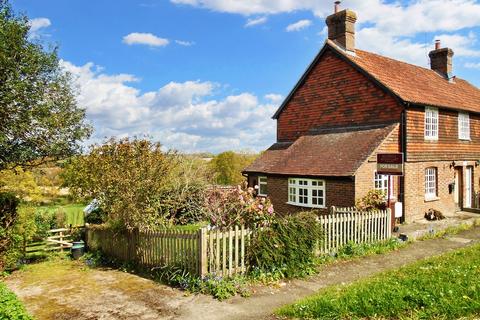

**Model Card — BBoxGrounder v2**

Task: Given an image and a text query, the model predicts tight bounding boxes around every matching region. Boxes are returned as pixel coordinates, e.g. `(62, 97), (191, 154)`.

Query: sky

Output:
(11, 0), (480, 153)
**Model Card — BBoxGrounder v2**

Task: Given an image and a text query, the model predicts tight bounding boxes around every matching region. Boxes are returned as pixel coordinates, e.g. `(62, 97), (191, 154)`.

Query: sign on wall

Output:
(377, 153), (404, 176)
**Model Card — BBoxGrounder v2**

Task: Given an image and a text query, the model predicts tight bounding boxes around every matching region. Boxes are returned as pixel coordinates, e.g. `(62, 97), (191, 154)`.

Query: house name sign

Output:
(377, 153), (404, 176)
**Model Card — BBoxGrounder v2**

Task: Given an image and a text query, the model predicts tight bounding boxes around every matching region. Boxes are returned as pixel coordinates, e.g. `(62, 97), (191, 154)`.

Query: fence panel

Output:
(319, 207), (392, 255)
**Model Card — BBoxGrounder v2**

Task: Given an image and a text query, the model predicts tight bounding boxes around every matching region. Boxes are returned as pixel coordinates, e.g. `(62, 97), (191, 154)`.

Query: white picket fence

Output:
(318, 207), (392, 254)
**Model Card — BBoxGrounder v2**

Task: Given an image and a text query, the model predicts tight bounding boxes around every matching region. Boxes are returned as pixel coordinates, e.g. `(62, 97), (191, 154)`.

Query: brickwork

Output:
(248, 175), (355, 216)
(403, 161), (478, 222)
(276, 49), (402, 142)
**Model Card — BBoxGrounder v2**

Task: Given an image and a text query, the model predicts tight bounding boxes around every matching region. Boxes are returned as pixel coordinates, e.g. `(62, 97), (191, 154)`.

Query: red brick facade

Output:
(246, 43), (480, 223)
(277, 49), (402, 142)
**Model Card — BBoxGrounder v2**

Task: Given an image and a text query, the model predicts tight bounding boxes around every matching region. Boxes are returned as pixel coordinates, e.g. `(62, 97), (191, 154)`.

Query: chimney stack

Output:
(326, 1), (357, 53)
(429, 40), (454, 79)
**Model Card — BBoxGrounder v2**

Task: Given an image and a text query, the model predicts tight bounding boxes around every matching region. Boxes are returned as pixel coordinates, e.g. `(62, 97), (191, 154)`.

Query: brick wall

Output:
(276, 49), (402, 142)
(403, 161), (478, 222)
(249, 174), (355, 216)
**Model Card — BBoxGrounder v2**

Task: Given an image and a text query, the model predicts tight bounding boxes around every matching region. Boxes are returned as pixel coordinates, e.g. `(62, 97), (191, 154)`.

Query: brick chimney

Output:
(429, 40), (454, 79)
(326, 1), (357, 53)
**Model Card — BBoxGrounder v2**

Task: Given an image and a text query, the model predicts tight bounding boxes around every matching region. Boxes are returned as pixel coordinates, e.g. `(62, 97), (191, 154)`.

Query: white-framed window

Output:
(425, 107), (439, 140)
(374, 172), (392, 199)
(288, 178), (326, 208)
(458, 112), (470, 140)
(258, 176), (267, 196)
(425, 167), (438, 200)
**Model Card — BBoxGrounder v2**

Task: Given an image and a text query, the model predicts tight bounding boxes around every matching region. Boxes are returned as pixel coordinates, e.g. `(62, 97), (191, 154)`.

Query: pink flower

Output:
(258, 204), (264, 210)
(268, 206), (274, 214)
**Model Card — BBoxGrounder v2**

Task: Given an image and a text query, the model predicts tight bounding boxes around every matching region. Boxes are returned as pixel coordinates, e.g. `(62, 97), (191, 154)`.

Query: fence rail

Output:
(85, 207), (392, 278)
(319, 207), (392, 254)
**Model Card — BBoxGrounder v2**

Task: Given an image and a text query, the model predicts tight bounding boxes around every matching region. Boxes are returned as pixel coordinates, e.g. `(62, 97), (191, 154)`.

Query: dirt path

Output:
(4, 227), (480, 320)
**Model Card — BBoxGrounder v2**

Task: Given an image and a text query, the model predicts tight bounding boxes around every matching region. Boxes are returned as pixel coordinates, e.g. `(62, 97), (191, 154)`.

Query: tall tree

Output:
(210, 151), (258, 185)
(0, 0), (91, 170)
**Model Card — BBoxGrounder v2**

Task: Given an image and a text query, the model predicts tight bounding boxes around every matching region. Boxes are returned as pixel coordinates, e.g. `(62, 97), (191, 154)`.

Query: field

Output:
(277, 243), (480, 320)
(34, 203), (86, 227)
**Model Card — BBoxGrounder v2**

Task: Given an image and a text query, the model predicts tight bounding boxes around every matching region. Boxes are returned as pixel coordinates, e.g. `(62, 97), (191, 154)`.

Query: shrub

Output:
(355, 190), (387, 211)
(248, 212), (323, 278)
(0, 193), (20, 270)
(84, 208), (107, 224)
(0, 282), (33, 320)
(204, 184), (275, 230)
(62, 138), (177, 230)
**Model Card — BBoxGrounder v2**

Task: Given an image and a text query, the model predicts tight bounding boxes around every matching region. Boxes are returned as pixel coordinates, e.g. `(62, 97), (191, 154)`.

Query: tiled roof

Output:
(346, 45), (480, 113)
(273, 41), (480, 119)
(244, 124), (398, 176)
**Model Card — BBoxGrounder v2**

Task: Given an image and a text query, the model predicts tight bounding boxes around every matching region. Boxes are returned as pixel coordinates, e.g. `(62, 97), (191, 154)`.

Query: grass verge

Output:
(0, 281), (33, 320)
(276, 243), (480, 320)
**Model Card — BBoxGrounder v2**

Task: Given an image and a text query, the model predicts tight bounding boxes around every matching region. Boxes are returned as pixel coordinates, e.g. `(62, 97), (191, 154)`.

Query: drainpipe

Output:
(400, 105), (408, 224)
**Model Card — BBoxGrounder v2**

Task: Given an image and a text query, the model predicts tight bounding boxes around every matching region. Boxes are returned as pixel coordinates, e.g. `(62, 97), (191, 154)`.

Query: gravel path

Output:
(4, 227), (480, 320)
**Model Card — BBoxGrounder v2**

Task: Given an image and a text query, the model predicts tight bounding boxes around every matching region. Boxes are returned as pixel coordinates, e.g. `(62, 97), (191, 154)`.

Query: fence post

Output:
(198, 227), (208, 277)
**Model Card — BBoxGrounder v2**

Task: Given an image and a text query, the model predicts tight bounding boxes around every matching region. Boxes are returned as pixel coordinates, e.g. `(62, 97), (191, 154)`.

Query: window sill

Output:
(257, 194), (267, 197)
(459, 138), (471, 141)
(424, 196), (440, 203)
(424, 137), (438, 142)
(287, 202), (326, 209)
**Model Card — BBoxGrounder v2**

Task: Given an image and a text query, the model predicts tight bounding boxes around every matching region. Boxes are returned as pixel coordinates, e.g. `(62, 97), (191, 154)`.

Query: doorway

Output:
(465, 166), (473, 208)
(454, 167), (463, 211)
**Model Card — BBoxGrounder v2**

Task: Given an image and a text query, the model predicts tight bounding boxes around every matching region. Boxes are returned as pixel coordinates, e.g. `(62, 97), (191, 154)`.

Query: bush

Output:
(204, 184), (275, 230)
(84, 208), (107, 224)
(0, 193), (20, 270)
(248, 212), (323, 278)
(0, 282), (33, 320)
(355, 190), (387, 211)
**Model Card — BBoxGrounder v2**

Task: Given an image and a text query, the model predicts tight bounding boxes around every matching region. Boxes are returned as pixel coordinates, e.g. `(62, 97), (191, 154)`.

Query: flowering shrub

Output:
(204, 183), (274, 230)
(355, 190), (387, 211)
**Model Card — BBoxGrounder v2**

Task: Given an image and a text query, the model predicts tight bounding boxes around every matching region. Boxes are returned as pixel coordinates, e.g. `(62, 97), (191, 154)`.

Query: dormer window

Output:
(458, 112), (470, 140)
(425, 107), (439, 140)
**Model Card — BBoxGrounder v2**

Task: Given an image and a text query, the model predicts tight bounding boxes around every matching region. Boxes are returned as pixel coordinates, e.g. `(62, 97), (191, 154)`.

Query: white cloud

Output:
(28, 18), (51, 38)
(175, 40), (195, 46)
(245, 16), (268, 27)
(62, 60), (276, 153)
(171, 0), (480, 66)
(264, 93), (283, 104)
(123, 33), (170, 47)
(286, 19), (312, 32)
(465, 62), (480, 69)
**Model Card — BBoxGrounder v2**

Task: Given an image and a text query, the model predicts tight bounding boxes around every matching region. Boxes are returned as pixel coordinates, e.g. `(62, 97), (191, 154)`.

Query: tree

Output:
(62, 138), (177, 230)
(0, 1), (91, 171)
(210, 151), (258, 185)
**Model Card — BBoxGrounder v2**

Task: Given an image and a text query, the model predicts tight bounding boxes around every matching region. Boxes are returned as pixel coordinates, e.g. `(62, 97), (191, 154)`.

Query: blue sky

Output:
(12, 0), (480, 153)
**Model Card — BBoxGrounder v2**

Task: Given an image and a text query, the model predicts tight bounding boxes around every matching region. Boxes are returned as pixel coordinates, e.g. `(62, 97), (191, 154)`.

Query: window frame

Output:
(258, 176), (268, 196)
(374, 172), (393, 199)
(458, 112), (471, 140)
(287, 178), (326, 209)
(424, 107), (439, 141)
(425, 167), (438, 200)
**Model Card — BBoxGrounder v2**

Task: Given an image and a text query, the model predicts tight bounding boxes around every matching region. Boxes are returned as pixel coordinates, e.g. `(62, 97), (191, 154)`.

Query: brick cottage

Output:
(243, 2), (480, 222)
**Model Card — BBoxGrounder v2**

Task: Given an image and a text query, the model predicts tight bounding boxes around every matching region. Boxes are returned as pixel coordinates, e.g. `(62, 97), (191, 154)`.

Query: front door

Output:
(454, 167), (463, 211)
(465, 166), (473, 208)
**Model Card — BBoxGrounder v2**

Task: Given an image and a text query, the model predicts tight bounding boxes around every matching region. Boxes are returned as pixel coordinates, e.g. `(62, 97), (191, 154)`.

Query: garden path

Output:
(4, 226), (480, 320)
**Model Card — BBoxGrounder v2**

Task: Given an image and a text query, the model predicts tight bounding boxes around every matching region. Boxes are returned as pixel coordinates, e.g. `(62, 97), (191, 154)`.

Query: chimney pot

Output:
(435, 39), (441, 50)
(334, 1), (341, 13)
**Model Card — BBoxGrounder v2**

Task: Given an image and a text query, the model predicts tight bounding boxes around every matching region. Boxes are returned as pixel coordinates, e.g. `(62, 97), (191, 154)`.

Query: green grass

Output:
(277, 243), (480, 320)
(34, 203), (86, 227)
(0, 281), (33, 320)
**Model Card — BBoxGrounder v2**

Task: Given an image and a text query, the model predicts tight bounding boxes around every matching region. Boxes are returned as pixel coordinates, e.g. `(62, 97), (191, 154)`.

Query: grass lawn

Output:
(34, 203), (86, 227)
(277, 243), (480, 320)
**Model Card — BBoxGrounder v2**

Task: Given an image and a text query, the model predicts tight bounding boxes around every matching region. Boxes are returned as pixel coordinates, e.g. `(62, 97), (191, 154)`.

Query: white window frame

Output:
(374, 172), (393, 199)
(458, 112), (470, 140)
(258, 176), (267, 196)
(425, 167), (438, 200)
(287, 178), (326, 208)
(425, 107), (439, 141)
